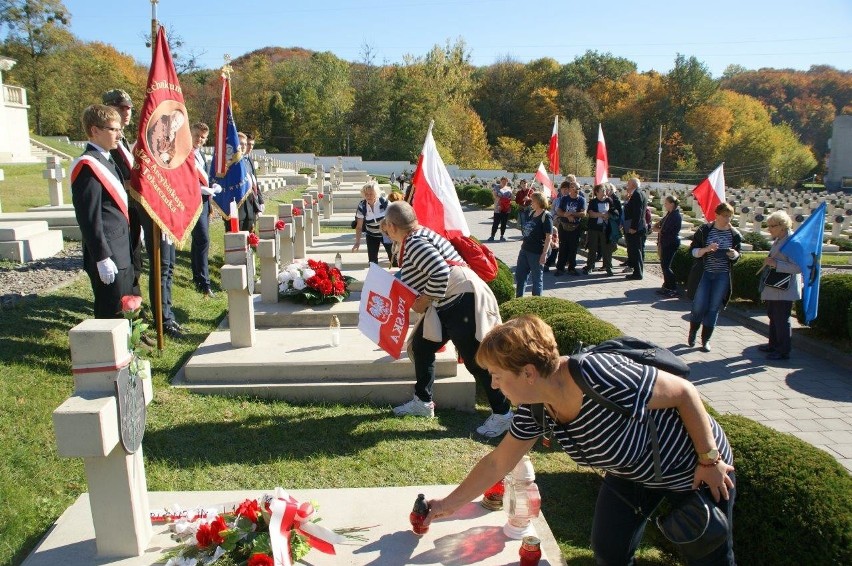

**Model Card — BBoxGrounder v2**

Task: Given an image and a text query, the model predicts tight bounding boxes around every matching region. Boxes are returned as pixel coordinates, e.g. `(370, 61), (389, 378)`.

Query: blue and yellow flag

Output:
(780, 202), (826, 325)
(210, 72), (250, 219)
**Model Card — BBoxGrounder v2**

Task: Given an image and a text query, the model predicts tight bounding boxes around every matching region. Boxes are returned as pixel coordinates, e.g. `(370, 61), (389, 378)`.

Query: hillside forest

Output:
(2, 0), (851, 186)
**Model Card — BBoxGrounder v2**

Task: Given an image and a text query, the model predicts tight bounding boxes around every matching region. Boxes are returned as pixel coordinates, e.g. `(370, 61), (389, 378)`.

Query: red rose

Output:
(120, 295), (143, 313)
(236, 499), (261, 523)
(210, 515), (228, 545)
(195, 523), (213, 547)
(333, 280), (345, 295)
(248, 554), (274, 566)
(293, 207), (303, 216)
(307, 259), (319, 269)
(321, 280), (333, 296)
(318, 193), (324, 199)
(331, 267), (342, 279)
(275, 219), (285, 231)
(247, 233), (260, 248)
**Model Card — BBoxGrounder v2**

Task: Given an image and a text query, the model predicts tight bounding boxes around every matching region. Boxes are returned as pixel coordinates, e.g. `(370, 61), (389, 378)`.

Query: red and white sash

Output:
(195, 149), (209, 187)
(71, 155), (129, 221)
(115, 140), (134, 172)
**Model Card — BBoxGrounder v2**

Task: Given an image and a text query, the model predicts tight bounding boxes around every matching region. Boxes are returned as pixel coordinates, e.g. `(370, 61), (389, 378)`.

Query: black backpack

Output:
(530, 336), (689, 482)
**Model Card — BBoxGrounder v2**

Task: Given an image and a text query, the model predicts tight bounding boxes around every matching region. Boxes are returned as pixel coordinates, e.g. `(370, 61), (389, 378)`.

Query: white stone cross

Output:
(42, 155), (65, 207)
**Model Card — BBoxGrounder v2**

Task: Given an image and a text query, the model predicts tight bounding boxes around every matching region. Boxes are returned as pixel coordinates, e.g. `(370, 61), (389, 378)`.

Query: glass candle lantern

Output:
(503, 454), (541, 539)
(481, 479), (504, 511)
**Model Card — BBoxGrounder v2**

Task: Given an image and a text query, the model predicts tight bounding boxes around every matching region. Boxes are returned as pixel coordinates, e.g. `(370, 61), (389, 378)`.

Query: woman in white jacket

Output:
(759, 211), (802, 360)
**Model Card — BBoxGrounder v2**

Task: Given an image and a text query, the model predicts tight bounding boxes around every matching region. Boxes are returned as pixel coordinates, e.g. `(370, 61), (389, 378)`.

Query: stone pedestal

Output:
(304, 208), (314, 247)
(258, 239), (278, 304)
(43, 155), (66, 207)
(222, 264), (256, 347)
(52, 319), (153, 558)
(223, 232), (255, 293)
(280, 224), (294, 265)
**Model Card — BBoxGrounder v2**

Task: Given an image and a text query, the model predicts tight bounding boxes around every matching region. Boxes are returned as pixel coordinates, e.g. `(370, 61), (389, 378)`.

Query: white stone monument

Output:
(52, 319), (154, 558)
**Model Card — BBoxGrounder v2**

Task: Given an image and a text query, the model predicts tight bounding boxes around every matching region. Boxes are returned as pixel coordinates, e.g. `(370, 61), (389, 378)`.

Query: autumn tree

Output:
(1, 0), (73, 134)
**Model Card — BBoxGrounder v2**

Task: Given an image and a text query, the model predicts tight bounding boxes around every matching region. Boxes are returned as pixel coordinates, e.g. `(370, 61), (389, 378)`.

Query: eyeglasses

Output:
(766, 223), (780, 228)
(98, 126), (123, 133)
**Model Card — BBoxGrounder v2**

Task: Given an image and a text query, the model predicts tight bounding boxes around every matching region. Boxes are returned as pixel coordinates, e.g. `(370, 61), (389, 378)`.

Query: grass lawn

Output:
(0, 216), (679, 565)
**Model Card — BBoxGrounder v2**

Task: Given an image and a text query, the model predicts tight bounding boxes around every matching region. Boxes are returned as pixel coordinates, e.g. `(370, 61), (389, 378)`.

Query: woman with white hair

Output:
(351, 181), (392, 265)
(759, 211), (802, 360)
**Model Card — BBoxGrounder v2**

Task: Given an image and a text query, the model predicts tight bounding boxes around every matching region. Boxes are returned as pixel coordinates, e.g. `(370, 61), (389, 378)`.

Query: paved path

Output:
(465, 205), (852, 471)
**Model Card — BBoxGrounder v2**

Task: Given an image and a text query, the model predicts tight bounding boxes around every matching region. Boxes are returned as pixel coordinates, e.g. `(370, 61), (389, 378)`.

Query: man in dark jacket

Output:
(71, 104), (133, 319)
(623, 177), (647, 280)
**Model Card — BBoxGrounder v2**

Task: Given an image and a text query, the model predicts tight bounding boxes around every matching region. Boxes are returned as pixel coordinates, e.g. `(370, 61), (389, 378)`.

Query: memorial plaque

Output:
(116, 365), (146, 454)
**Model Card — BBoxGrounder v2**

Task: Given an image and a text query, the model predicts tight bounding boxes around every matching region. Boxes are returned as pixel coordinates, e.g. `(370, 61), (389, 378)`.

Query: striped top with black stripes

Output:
(398, 227), (463, 309)
(355, 198), (388, 237)
(704, 227), (734, 272)
(510, 352), (733, 491)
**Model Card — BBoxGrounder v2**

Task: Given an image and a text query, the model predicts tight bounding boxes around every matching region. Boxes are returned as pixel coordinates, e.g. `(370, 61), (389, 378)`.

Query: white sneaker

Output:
(392, 396), (435, 418)
(476, 411), (514, 437)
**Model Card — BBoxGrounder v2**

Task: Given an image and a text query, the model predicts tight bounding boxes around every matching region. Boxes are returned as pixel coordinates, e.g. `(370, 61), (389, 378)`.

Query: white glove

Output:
(211, 183), (222, 195)
(200, 183), (222, 197)
(97, 257), (118, 285)
(258, 203), (265, 214)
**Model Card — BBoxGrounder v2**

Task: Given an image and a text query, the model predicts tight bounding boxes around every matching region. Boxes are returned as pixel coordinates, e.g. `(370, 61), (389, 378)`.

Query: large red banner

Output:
(130, 26), (201, 246)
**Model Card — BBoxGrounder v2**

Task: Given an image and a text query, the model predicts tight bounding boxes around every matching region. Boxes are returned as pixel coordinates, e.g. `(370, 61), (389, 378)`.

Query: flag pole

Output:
(149, 0), (165, 350)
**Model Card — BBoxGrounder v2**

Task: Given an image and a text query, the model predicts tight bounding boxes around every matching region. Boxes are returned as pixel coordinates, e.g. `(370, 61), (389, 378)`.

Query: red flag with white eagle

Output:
(358, 264), (418, 359)
(547, 115), (559, 176)
(130, 26), (201, 247)
(411, 121), (470, 239)
(535, 162), (556, 200)
(692, 163), (726, 222)
(595, 123), (609, 186)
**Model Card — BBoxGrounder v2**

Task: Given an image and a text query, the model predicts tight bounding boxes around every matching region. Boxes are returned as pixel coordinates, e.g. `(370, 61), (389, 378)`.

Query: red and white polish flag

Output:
(547, 115), (559, 176)
(411, 121), (470, 239)
(358, 264), (418, 359)
(692, 163), (726, 222)
(595, 123), (609, 186)
(535, 162), (556, 200)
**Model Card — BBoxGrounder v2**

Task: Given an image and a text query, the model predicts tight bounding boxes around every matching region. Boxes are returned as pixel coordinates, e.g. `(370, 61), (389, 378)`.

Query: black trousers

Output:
(409, 293), (510, 414)
(191, 196), (211, 290)
(766, 300), (793, 355)
(141, 212), (177, 326)
(490, 212), (509, 238)
(84, 258), (134, 319)
(625, 230), (646, 277)
(660, 242), (679, 290)
(366, 233), (393, 265)
(556, 226), (582, 271)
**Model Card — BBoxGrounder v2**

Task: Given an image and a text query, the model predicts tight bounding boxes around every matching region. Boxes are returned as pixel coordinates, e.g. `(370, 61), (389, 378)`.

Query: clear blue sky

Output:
(61, 0), (852, 76)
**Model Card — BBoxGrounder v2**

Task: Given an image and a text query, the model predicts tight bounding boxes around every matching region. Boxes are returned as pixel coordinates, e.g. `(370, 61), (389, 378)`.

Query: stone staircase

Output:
(29, 138), (73, 161)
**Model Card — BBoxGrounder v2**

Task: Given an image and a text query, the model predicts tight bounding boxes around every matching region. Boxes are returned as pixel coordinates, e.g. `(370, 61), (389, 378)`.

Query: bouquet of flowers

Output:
(160, 489), (370, 566)
(278, 259), (355, 305)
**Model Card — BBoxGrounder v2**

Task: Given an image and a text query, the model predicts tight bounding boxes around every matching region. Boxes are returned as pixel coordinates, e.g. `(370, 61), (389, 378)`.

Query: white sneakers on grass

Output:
(392, 396), (435, 418)
(476, 411), (514, 437)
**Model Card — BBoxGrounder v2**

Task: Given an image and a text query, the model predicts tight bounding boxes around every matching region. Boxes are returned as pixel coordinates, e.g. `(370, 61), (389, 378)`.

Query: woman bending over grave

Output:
(423, 315), (736, 565)
(381, 201), (513, 437)
(351, 181), (392, 265)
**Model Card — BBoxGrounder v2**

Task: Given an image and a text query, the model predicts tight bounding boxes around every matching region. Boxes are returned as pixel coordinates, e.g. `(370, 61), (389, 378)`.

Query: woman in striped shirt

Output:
(351, 181), (392, 265)
(382, 201), (513, 437)
(686, 203), (742, 352)
(423, 315), (736, 565)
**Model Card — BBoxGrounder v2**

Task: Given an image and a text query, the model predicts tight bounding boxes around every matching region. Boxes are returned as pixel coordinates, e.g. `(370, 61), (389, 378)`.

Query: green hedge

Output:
(500, 296), (589, 322)
(831, 237), (852, 252)
(730, 254), (765, 304)
(672, 245), (694, 285)
(794, 273), (852, 336)
(474, 188), (495, 208)
(487, 258), (515, 305)
(742, 231), (771, 251)
(715, 414), (852, 565)
(545, 312), (621, 355)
